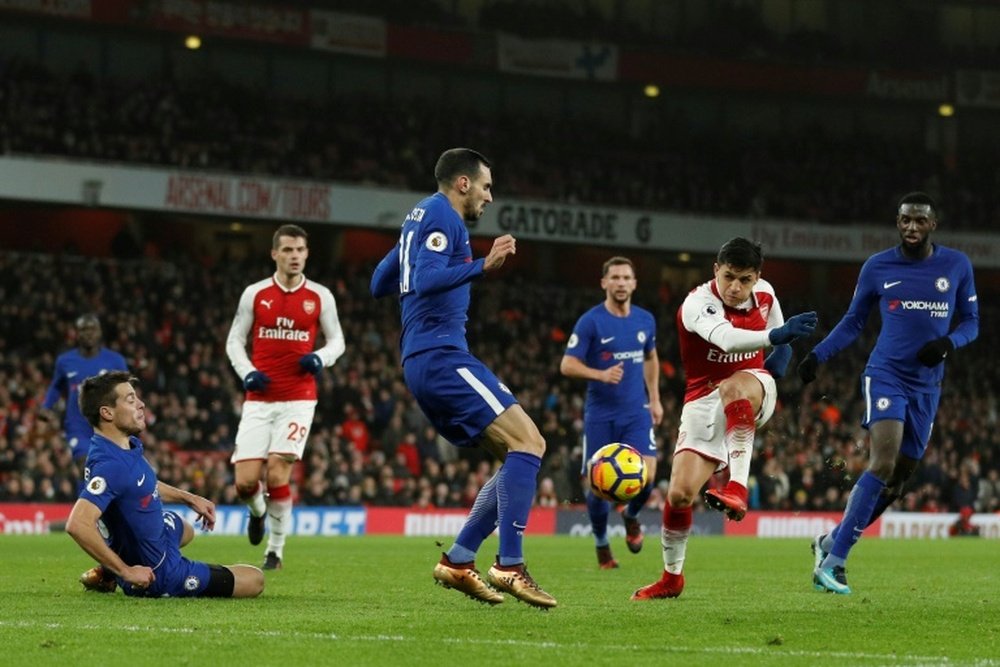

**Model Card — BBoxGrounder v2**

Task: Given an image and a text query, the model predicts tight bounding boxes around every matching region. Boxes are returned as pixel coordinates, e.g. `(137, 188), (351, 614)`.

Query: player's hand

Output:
(243, 370), (271, 392)
(768, 311), (818, 346)
(483, 234), (516, 272)
(602, 361), (625, 385)
(187, 494), (217, 531)
(649, 399), (664, 426)
(797, 352), (819, 384)
(299, 353), (323, 376)
(916, 337), (954, 367)
(122, 565), (155, 590)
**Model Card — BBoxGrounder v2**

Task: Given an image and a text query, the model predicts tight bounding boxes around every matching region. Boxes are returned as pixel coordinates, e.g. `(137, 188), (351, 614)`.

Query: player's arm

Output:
(810, 262), (879, 363)
(559, 317), (623, 384)
(917, 257), (980, 366)
(225, 286), (259, 380)
(370, 244), (401, 299)
(412, 229), (487, 295)
(313, 288), (347, 368)
(66, 498), (155, 588)
(947, 258), (979, 349)
(643, 347), (664, 426)
(39, 358), (67, 422)
(560, 354), (623, 384)
(682, 295), (815, 353)
(157, 482), (216, 531)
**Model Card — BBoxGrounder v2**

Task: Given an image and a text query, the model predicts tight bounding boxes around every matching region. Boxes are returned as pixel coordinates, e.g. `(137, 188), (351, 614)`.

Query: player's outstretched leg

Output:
(433, 553), (504, 605)
(486, 561), (557, 609)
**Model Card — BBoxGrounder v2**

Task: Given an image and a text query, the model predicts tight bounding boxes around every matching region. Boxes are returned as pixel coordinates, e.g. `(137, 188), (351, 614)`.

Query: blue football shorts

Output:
(580, 415), (656, 475)
(120, 511), (215, 598)
(861, 375), (941, 460)
(403, 348), (518, 447)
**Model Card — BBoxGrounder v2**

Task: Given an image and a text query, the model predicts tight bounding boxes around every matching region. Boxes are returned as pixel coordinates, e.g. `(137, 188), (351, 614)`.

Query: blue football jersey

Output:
(370, 192), (486, 362)
(564, 303), (657, 422)
(813, 244), (978, 389)
(80, 434), (173, 570)
(43, 347), (129, 436)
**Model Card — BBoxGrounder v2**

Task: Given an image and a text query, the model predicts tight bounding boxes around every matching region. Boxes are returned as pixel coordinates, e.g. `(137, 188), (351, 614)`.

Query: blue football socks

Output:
(447, 473), (499, 564)
(625, 481), (653, 520)
(823, 471), (885, 568)
(496, 451), (541, 567)
(822, 480), (896, 554)
(586, 491), (611, 547)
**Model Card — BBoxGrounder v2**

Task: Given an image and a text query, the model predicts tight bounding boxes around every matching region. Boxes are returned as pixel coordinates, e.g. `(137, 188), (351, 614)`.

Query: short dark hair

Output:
(434, 148), (490, 188)
(717, 237), (763, 271)
(602, 256), (634, 277)
(897, 191), (937, 217)
(273, 224), (308, 250)
(79, 371), (137, 428)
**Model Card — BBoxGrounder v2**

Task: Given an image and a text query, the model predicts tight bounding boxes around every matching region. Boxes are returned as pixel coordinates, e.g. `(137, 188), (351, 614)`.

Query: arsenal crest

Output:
(303, 299), (316, 314)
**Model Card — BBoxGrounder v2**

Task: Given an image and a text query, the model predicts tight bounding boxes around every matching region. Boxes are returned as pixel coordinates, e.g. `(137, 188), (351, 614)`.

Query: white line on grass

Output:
(2, 620), (994, 665)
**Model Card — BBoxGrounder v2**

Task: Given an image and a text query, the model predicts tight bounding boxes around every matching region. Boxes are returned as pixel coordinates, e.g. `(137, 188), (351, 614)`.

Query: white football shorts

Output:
(674, 369), (776, 471)
(231, 400), (317, 463)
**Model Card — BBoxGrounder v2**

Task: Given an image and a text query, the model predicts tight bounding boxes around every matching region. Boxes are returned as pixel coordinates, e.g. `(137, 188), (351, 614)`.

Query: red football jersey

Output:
(226, 275), (345, 402)
(676, 278), (782, 403)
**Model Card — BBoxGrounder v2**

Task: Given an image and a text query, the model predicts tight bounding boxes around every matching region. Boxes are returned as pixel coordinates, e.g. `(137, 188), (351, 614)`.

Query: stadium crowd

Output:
(0, 249), (996, 516)
(1, 58), (999, 230)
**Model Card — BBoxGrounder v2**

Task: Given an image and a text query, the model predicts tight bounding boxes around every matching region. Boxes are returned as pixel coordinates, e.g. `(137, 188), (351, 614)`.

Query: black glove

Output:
(243, 370), (271, 392)
(768, 311), (818, 346)
(299, 353), (323, 376)
(797, 352), (819, 384)
(916, 337), (954, 367)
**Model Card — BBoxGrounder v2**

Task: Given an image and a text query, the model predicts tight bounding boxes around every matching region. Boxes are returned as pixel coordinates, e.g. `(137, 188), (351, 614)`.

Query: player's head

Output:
(74, 313), (102, 352)
(601, 256), (636, 306)
(713, 237), (763, 308)
(434, 148), (493, 222)
(271, 224), (309, 279)
(79, 371), (145, 435)
(896, 191), (937, 255)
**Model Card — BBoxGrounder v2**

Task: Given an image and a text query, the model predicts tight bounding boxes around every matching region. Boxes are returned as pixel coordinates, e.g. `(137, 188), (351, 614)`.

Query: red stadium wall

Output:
(0, 208), (127, 256)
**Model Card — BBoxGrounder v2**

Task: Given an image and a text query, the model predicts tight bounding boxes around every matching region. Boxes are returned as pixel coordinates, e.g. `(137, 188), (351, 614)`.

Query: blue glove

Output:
(299, 353), (323, 376)
(764, 344), (792, 378)
(768, 311), (818, 346)
(243, 370), (271, 392)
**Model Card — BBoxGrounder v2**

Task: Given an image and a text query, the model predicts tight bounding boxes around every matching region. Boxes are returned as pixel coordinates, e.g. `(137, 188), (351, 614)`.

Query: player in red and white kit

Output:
(633, 237), (816, 600)
(226, 224), (345, 570)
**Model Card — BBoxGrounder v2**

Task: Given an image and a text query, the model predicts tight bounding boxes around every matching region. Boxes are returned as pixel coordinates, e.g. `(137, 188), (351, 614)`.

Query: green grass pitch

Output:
(1, 534), (997, 666)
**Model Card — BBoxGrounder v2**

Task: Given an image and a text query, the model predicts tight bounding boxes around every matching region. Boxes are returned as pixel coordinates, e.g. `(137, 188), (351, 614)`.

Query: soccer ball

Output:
(587, 443), (648, 503)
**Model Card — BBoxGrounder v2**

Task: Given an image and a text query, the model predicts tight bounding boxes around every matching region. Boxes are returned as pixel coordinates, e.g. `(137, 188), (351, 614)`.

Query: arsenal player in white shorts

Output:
(226, 224), (346, 570)
(632, 237), (816, 600)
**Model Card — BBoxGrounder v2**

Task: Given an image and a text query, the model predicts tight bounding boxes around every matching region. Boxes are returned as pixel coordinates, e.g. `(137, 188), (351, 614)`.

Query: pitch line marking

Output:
(1, 620), (994, 666)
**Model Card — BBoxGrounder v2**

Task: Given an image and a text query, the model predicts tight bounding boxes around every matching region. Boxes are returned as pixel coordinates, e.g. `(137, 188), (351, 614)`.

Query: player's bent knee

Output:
(227, 565), (265, 598)
(667, 490), (696, 508)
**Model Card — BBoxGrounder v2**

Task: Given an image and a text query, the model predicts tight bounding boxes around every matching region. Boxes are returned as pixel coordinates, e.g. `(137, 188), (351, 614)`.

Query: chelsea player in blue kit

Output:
(560, 256), (662, 569)
(798, 192), (979, 594)
(371, 148), (556, 608)
(40, 314), (128, 468)
(66, 371), (264, 598)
